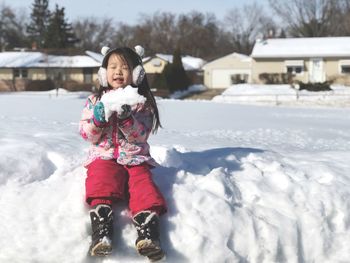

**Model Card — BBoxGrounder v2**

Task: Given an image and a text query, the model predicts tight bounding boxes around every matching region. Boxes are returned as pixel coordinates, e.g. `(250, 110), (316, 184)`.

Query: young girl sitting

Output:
(79, 45), (167, 261)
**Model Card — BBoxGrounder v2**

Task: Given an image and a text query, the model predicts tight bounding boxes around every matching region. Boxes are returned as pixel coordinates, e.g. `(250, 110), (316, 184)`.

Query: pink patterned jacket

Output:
(79, 94), (158, 167)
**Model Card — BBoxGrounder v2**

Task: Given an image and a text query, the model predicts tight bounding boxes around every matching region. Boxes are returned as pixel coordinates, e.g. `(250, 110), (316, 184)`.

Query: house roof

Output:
(83, 51), (207, 71)
(0, 51), (101, 68)
(202, 52), (251, 69)
(251, 37), (350, 58)
(0, 52), (44, 67)
(34, 55), (101, 68)
(154, 54), (206, 70)
(85, 50), (103, 63)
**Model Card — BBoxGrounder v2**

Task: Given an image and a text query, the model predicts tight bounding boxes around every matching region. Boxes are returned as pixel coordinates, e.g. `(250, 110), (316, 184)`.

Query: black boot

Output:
(133, 211), (165, 262)
(89, 204), (113, 256)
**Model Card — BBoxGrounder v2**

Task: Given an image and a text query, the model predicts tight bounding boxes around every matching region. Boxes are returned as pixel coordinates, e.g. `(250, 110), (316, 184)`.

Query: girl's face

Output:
(106, 53), (132, 89)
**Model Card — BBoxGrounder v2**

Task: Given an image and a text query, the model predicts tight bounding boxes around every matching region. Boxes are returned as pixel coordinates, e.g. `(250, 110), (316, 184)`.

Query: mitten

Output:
(93, 101), (107, 127)
(117, 104), (132, 120)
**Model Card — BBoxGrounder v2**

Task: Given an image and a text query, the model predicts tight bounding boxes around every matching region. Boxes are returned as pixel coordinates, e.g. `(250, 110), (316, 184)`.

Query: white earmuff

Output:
(133, 65), (145, 86)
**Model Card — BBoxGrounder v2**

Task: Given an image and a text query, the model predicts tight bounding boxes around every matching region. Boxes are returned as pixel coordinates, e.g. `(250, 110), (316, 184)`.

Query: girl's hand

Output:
(93, 101), (107, 127)
(117, 104), (132, 120)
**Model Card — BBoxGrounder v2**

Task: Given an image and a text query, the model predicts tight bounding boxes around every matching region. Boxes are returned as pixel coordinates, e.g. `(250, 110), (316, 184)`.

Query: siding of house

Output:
(143, 58), (168, 74)
(253, 58), (309, 84)
(0, 69), (13, 80)
(30, 69), (46, 80)
(203, 53), (252, 89)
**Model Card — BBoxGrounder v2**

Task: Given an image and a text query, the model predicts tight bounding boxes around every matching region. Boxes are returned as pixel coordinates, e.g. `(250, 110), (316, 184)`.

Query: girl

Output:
(79, 46), (167, 261)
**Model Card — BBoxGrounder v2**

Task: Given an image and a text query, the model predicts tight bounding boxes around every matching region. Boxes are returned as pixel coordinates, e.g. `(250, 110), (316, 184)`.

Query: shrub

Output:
(259, 73), (294, 84)
(297, 81), (332, 91)
(25, 79), (55, 91)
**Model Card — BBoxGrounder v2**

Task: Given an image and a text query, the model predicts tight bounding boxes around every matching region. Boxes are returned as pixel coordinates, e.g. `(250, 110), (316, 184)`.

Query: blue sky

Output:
(1, 0), (270, 24)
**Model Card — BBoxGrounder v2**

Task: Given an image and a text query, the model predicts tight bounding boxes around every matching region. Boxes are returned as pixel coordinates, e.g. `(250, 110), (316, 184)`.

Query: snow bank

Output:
(213, 84), (350, 107)
(169, 84), (207, 99)
(1, 92), (350, 262)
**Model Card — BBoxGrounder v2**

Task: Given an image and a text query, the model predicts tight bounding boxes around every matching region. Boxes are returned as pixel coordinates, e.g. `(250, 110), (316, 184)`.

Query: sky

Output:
(1, 85), (350, 262)
(1, 0), (269, 24)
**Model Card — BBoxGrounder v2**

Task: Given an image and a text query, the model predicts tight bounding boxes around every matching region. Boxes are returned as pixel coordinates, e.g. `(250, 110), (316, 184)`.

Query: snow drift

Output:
(1, 90), (350, 262)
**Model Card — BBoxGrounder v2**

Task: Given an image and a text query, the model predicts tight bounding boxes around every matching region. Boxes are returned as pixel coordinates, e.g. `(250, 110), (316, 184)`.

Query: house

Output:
(0, 51), (100, 91)
(251, 37), (350, 85)
(202, 52), (252, 89)
(143, 54), (206, 85)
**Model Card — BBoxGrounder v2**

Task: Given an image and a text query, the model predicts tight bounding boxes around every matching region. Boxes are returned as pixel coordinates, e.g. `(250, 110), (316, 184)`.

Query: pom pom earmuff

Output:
(98, 45), (145, 87)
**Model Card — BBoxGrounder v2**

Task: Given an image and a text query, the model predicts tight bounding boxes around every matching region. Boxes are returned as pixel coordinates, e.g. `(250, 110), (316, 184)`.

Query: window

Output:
(341, 65), (350, 74)
(287, 66), (303, 74)
(151, 58), (162, 67)
(13, 69), (28, 78)
(284, 60), (304, 75)
(339, 61), (350, 74)
(83, 68), (93, 83)
(231, 74), (248, 84)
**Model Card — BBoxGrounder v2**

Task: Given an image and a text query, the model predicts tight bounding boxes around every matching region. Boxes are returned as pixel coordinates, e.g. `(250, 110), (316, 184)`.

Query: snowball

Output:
(100, 86), (146, 120)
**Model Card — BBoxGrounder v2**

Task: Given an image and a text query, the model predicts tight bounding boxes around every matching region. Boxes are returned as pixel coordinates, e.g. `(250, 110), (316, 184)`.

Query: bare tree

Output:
(268, 0), (343, 37)
(137, 12), (177, 55)
(73, 17), (115, 51)
(336, 0), (350, 35)
(176, 12), (221, 58)
(224, 3), (276, 54)
(0, 4), (29, 50)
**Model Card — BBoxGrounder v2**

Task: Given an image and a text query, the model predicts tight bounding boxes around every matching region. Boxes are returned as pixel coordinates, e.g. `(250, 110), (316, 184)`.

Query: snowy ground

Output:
(213, 84), (350, 107)
(1, 88), (350, 263)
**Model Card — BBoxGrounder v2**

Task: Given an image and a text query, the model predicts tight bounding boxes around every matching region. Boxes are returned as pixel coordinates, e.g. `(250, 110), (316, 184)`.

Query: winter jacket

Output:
(79, 94), (158, 167)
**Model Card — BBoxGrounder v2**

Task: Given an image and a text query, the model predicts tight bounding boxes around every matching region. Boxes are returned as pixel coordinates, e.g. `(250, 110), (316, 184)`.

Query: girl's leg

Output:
(85, 159), (128, 256)
(126, 163), (167, 261)
(126, 163), (167, 216)
(85, 159), (128, 206)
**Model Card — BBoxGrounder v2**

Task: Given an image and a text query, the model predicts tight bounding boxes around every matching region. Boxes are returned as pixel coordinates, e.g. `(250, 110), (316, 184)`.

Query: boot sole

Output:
(90, 238), (112, 256)
(136, 239), (165, 262)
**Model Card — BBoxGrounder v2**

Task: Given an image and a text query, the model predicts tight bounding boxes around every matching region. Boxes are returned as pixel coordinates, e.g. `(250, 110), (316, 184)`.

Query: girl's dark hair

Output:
(96, 47), (161, 133)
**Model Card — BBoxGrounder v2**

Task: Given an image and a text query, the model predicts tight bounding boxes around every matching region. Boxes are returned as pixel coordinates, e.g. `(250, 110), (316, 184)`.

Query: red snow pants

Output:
(85, 159), (167, 216)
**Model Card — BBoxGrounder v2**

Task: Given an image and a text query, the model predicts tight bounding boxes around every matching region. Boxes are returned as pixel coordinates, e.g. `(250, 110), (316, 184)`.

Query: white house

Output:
(251, 37), (350, 84)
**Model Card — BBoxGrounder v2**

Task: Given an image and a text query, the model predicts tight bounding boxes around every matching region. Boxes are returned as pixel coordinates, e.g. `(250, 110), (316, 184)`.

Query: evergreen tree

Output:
(168, 48), (191, 92)
(153, 48), (191, 94)
(26, 0), (50, 48)
(44, 4), (77, 49)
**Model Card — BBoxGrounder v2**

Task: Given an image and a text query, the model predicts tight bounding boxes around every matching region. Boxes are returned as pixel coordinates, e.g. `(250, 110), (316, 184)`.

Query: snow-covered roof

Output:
(155, 53), (206, 70)
(251, 37), (350, 58)
(85, 50), (103, 64)
(0, 52), (44, 67)
(32, 55), (101, 68)
(0, 51), (100, 68)
(84, 51), (206, 70)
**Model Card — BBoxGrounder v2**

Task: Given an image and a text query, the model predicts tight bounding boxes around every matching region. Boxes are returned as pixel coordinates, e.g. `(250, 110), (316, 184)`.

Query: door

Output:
(309, 58), (324, 83)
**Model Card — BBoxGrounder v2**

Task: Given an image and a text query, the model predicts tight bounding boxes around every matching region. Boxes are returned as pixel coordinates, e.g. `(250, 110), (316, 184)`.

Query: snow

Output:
(0, 52), (44, 67)
(1, 87), (350, 262)
(252, 37), (350, 58)
(100, 86), (147, 119)
(169, 84), (207, 99)
(85, 51), (206, 71)
(214, 84), (350, 107)
(0, 51), (100, 68)
(155, 54), (206, 71)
